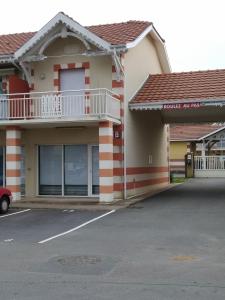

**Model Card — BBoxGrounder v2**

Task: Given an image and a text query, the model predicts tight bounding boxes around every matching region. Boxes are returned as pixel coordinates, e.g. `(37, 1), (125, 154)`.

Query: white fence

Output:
(0, 89), (121, 121)
(194, 156), (225, 177)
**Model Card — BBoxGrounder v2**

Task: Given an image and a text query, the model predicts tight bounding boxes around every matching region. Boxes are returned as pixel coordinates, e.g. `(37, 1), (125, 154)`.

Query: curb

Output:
(11, 184), (178, 211)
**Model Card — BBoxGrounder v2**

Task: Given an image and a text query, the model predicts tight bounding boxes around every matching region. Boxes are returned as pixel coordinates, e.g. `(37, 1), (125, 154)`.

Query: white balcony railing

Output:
(0, 89), (121, 122)
(194, 156), (225, 170)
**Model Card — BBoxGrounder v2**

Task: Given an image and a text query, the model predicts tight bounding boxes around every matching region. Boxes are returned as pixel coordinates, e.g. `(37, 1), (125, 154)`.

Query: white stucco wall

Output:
(123, 36), (169, 196)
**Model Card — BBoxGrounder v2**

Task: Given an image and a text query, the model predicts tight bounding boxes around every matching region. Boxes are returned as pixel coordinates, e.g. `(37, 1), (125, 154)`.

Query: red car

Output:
(0, 188), (12, 214)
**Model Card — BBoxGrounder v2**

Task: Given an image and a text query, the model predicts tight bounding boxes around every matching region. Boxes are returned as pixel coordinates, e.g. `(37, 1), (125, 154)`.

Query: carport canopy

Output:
(129, 69), (225, 123)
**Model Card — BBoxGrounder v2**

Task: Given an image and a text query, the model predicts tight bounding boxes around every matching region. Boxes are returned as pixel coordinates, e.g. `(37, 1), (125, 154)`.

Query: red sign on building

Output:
(163, 103), (201, 110)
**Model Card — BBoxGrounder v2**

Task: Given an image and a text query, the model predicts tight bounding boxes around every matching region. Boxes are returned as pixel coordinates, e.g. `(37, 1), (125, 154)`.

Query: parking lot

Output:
(1, 178), (225, 300)
(0, 208), (114, 244)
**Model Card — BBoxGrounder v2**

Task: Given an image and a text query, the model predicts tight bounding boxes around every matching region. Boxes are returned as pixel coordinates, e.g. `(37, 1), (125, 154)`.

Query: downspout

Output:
(123, 62), (127, 200)
(112, 48), (127, 200)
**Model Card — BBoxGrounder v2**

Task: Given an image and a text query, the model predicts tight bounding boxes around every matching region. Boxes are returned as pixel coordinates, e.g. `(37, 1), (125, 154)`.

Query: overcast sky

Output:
(1, 0), (224, 72)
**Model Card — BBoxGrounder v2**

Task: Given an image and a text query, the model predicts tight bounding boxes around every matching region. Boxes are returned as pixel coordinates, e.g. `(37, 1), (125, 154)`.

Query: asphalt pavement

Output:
(0, 178), (225, 299)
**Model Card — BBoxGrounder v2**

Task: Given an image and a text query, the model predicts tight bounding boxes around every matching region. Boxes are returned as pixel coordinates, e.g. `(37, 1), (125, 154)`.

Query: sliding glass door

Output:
(38, 145), (98, 196)
(39, 145), (62, 195)
(64, 145), (88, 196)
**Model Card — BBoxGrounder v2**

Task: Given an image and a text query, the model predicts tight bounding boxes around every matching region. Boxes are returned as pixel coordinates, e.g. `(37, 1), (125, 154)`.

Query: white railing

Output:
(0, 89), (121, 121)
(194, 156), (225, 170)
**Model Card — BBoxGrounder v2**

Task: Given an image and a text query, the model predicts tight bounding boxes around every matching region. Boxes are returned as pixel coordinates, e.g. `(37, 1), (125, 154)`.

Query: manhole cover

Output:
(56, 255), (101, 266)
(171, 255), (197, 261)
(34, 255), (120, 275)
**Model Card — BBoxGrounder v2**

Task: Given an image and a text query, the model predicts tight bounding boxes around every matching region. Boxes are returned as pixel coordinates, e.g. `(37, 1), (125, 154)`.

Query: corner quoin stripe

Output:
(99, 121), (114, 202)
(6, 127), (21, 201)
(112, 55), (125, 199)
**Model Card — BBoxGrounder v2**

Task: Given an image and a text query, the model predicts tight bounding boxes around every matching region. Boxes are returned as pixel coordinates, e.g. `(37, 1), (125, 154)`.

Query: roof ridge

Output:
(0, 31), (36, 37)
(86, 20), (151, 28)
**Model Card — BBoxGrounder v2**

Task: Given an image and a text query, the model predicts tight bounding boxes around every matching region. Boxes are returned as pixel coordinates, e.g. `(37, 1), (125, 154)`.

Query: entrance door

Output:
(60, 69), (85, 116)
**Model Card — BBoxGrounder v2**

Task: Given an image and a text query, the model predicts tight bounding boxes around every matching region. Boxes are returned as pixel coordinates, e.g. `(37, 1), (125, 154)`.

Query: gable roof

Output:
(0, 14), (157, 57)
(170, 124), (225, 141)
(131, 69), (225, 104)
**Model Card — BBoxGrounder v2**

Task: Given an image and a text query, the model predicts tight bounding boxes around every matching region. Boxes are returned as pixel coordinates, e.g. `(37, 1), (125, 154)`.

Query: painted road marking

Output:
(4, 239), (14, 242)
(38, 210), (116, 244)
(0, 209), (31, 219)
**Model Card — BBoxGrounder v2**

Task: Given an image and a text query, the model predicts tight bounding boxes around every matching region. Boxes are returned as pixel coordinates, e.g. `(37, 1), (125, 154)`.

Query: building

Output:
(170, 124), (225, 177)
(0, 12), (171, 202)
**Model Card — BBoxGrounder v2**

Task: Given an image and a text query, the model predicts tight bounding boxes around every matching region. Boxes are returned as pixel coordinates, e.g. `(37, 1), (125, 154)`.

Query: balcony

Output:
(0, 88), (121, 126)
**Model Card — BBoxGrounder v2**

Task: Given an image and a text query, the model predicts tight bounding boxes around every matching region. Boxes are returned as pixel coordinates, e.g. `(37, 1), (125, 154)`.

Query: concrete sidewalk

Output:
(12, 184), (176, 210)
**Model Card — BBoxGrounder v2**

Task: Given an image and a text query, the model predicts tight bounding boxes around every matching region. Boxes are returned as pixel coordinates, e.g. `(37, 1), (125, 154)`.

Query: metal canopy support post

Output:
(202, 140), (206, 169)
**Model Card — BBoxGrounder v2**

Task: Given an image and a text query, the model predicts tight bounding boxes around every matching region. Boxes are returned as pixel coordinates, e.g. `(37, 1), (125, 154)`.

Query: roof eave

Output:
(126, 25), (171, 73)
(129, 97), (225, 110)
(0, 55), (15, 64)
(199, 126), (225, 140)
(170, 138), (199, 142)
(126, 24), (163, 49)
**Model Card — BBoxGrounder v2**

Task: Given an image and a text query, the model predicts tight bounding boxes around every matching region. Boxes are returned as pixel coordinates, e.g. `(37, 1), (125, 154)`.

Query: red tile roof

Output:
(131, 69), (225, 103)
(0, 32), (35, 55)
(87, 21), (151, 45)
(170, 124), (224, 141)
(0, 21), (152, 56)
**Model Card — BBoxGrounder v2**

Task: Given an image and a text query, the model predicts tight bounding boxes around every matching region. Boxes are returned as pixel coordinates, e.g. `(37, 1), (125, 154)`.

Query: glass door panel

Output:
(92, 146), (99, 195)
(39, 145), (62, 195)
(64, 145), (88, 196)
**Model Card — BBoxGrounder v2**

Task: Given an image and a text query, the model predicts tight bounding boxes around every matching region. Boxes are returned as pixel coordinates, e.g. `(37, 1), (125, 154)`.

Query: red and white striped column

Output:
(6, 126), (22, 201)
(99, 121), (114, 202)
(112, 54), (125, 199)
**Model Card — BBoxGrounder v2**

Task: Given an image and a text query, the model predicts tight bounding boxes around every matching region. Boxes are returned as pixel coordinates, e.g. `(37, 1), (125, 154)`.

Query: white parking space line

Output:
(0, 209), (31, 219)
(38, 209), (116, 244)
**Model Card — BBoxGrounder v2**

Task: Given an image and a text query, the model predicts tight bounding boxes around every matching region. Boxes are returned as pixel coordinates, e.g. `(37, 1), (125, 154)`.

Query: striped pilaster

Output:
(6, 127), (22, 201)
(99, 121), (114, 202)
(112, 54), (125, 199)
